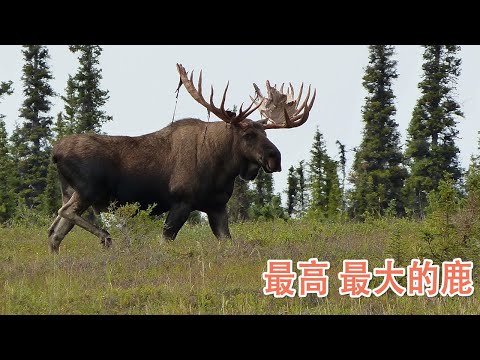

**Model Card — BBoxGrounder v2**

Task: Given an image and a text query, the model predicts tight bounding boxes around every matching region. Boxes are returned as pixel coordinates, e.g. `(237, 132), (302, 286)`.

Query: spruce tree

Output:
(466, 133), (480, 208)
(0, 81), (15, 222)
(56, 76), (77, 137)
(296, 160), (307, 214)
(0, 81), (12, 99)
(405, 45), (463, 218)
(308, 128), (341, 218)
(286, 165), (299, 217)
(309, 128), (327, 210)
(308, 128), (329, 216)
(61, 45), (112, 134)
(336, 140), (347, 212)
(227, 176), (252, 222)
(472, 131), (480, 169)
(325, 158), (342, 219)
(252, 168), (284, 220)
(40, 159), (62, 216)
(349, 45), (406, 219)
(254, 168), (274, 207)
(270, 194), (287, 220)
(11, 45), (55, 209)
(0, 118), (13, 222)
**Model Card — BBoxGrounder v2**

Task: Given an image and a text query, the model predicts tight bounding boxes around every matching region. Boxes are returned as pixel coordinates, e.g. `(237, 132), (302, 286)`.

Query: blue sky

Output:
(1, 45), (479, 198)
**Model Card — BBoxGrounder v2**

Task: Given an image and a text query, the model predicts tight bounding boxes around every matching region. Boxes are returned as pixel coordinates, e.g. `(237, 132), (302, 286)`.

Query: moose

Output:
(47, 64), (316, 253)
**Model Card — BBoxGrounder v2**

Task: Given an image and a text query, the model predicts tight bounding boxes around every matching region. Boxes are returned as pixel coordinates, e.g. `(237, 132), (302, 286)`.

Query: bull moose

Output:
(47, 64), (316, 253)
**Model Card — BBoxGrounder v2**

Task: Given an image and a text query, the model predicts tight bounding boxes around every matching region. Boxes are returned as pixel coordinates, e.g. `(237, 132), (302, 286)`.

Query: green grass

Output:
(1, 217), (479, 314)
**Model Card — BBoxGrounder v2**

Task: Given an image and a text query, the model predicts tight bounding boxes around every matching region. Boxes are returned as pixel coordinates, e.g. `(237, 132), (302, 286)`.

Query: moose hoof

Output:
(101, 237), (112, 249)
(49, 242), (60, 255)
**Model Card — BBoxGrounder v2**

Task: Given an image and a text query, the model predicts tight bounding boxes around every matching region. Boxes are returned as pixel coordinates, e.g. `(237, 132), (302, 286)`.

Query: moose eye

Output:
(244, 132), (256, 140)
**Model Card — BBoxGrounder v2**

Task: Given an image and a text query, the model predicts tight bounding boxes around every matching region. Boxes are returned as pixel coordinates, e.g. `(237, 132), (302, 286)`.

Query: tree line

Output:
(0, 45), (478, 225)
(0, 45), (111, 223)
(229, 45), (477, 222)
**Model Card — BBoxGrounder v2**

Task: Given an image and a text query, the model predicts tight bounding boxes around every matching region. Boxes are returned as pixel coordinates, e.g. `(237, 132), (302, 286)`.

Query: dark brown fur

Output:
(48, 118), (281, 252)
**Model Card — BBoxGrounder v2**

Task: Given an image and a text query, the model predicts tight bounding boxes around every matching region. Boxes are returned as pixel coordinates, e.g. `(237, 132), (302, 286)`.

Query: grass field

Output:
(1, 217), (479, 314)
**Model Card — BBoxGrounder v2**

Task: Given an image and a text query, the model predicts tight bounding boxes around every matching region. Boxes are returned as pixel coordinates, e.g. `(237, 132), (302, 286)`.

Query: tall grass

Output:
(1, 211), (479, 314)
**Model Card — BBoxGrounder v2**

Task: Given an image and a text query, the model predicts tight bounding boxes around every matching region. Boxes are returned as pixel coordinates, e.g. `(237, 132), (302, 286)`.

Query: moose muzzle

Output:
(264, 147), (282, 173)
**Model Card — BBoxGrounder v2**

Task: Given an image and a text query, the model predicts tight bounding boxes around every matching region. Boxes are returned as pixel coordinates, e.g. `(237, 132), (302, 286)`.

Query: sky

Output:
(1, 45), (480, 201)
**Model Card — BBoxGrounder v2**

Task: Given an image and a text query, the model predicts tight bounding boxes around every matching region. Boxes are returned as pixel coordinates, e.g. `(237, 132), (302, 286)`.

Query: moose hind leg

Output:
(47, 189), (77, 238)
(58, 192), (112, 248)
(163, 203), (192, 241)
(48, 215), (62, 238)
(49, 218), (75, 254)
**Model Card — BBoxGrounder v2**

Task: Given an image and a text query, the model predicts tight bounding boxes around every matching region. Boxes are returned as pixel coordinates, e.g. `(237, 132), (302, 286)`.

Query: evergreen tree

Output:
(349, 45), (406, 219)
(286, 165), (299, 217)
(471, 131), (480, 169)
(61, 45), (112, 134)
(296, 160), (307, 215)
(308, 128), (341, 218)
(405, 45), (463, 218)
(251, 168), (285, 220)
(270, 194), (287, 220)
(253, 168), (274, 207)
(325, 158), (342, 219)
(466, 142), (480, 205)
(309, 128), (328, 212)
(0, 81), (15, 222)
(0, 81), (12, 99)
(227, 176), (252, 222)
(11, 45), (55, 209)
(336, 140), (347, 212)
(40, 159), (62, 216)
(56, 76), (77, 137)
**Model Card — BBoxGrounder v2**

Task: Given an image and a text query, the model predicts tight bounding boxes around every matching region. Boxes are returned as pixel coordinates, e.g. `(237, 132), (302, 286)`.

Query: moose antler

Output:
(251, 81), (316, 130)
(177, 64), (261, 125)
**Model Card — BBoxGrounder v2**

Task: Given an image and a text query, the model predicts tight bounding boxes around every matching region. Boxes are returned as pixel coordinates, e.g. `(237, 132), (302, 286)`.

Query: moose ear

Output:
(256, 118), (269, 125)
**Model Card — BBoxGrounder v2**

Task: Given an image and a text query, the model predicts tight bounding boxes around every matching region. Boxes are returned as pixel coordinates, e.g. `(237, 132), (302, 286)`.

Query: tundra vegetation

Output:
(1, 45), (480, 314)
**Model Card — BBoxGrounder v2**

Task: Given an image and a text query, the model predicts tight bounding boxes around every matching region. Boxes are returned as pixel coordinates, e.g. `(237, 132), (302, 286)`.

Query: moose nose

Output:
(267, 148), (282, 172)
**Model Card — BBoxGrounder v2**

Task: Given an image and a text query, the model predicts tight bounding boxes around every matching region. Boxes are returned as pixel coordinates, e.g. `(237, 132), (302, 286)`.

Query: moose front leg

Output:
(163, 202), (192, 241)
(207, 206), (232, 240)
